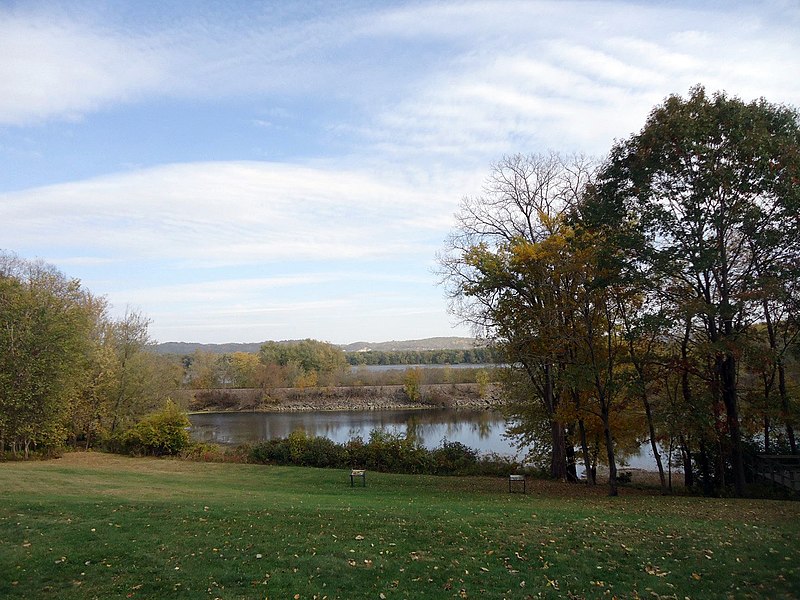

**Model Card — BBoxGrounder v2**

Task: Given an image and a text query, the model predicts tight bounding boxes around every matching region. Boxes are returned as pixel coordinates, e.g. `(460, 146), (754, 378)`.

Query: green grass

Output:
(1, 453), (798, 599)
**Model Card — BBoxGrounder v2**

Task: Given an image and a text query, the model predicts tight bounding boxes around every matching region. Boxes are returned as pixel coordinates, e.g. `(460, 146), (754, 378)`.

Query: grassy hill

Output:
(1, 452), (798, 599)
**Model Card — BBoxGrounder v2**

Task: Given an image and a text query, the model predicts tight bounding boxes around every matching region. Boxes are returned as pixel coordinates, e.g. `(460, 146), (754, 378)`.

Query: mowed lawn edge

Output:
(1, 452), (798, 599)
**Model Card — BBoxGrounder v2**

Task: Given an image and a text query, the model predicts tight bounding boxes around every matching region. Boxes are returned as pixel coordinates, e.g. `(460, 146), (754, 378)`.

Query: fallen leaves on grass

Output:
(644, 564), (669, 577)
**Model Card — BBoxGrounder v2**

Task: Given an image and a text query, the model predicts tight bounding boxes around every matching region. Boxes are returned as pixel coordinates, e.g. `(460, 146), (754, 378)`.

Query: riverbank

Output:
(179, 382), (500, 413)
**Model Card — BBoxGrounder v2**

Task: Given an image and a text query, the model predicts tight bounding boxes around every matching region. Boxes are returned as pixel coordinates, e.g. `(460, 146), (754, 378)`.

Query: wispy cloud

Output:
(0, 13), (172, 125)
(3, 1), (798, 343)
(1, 161), (455, 266)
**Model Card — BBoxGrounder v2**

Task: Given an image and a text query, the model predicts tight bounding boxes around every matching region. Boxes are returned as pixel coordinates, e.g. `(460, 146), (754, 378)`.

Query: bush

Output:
(179, 442), (250, 463)
(430, 440), (478, 475)
(245, 431), (528, 478)
(249, 433), (348, 468)
(115, 400), (191, 456)
(191, 389), (239, 410)
(362, 429), (430, 474)
(250, 438), (292, 464)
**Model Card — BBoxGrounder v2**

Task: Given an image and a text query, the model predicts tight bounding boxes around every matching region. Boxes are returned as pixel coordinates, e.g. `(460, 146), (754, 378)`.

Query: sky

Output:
(2, 0), (799, 345)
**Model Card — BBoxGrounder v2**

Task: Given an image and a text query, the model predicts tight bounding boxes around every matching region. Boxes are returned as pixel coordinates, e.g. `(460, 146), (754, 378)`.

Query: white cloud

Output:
(0, 15), (171, 125)
(3, 0), (799, 343)
(1, 160), (459, 266)
(3, 1), (798, 147)
(356, 2), (800, 159)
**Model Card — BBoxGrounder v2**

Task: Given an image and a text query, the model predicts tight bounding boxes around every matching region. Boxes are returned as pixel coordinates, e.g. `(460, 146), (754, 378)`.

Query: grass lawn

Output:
(1, 452), (798, 599)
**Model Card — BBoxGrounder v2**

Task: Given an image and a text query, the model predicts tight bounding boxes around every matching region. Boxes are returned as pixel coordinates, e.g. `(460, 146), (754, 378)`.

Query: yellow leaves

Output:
(644, 564), (669, 577)
(544, 575), (560, 590)
(691, 572), (702, 581)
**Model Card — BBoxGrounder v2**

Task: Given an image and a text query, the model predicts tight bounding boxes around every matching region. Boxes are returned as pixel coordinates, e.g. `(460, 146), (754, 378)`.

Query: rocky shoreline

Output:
(180, 383), (500, 413)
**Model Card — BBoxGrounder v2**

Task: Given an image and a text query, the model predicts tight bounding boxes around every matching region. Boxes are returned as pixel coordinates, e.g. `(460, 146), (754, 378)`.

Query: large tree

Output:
(589, 86), (800, 495)
(440, 152), (597, 480)
(0, 254), (94, 456)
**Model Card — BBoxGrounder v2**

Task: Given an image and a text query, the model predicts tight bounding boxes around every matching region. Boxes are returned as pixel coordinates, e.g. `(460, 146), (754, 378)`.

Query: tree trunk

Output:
(698, 439), (714, 496)
(601, 402), (618, 496)
(543, 363), (568, 480)
(565, 441), (578, 483)
(778, 363), (798, 454)
(763, 297), (796, 454)
(577, 417), (594, 485)
(720, 353), (746, 496)
(550, 419), (567, 481)
(643, 393), (667, 494)
(679, 435), (694, 488)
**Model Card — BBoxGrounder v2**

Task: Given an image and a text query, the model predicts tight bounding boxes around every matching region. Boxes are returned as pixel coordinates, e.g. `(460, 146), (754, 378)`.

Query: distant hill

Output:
(152, 337), (482, 355)
(340, 337), (482, 353)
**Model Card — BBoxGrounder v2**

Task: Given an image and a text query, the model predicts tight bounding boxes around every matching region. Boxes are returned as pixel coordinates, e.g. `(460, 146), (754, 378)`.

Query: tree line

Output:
(345, 347), (499, 366)
(0, 253), (181, 457)
(180, 339), (494, 390)
(440, 86), (800, 496)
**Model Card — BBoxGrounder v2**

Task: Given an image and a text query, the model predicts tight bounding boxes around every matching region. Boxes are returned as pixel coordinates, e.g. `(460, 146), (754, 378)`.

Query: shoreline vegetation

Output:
(178, 382), (500, 413)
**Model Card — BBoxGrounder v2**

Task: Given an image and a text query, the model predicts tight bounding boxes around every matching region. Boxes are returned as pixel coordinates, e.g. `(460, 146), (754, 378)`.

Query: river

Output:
(188, 408), (667, 470)
(189, 408), (517, 456)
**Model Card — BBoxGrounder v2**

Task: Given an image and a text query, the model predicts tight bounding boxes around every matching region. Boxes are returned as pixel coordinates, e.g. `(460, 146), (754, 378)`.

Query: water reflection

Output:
(188, 408), (518, 457)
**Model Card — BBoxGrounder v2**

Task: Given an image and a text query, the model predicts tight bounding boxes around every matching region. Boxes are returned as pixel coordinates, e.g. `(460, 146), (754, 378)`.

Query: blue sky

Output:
(2, 1), (799, 344)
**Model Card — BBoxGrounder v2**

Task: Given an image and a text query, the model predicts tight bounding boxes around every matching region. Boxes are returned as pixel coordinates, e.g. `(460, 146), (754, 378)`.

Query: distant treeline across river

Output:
(345, 347), (500, 366)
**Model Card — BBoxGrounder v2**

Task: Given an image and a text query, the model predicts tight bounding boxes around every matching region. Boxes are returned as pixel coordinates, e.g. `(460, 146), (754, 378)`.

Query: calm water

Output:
(188, 408), (666, 470)
(189, 408), (519, 456)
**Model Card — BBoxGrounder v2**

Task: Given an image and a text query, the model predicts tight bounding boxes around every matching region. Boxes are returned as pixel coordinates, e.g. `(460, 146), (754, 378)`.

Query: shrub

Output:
(344, 436), (369, 467)
(363, 429), (430, 474)
(180, 442), (250, 463)
(116, 400), (191, 456)
(191, 389), (239, 410)
(430, 440), (478, 475)
(250, 433), (347, 468)
(302, 435), (347, 468)
(403, 368), (422, 402)
(475, 452), (523, 477)
(245, 432), (528, 478)
(250, 438), (292, 464)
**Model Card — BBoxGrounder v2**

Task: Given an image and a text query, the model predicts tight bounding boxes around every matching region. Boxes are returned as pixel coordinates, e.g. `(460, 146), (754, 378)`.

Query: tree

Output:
(590, 86), (800, 495)
(440, 152), (597, 480)
(259, 339), (347, 387)
(106, 309), (180, 434)
(229, 352), (262, 388)
(0, 254), (93, 456)
(185, 349), (221, 389)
